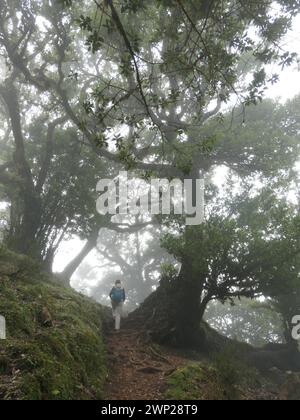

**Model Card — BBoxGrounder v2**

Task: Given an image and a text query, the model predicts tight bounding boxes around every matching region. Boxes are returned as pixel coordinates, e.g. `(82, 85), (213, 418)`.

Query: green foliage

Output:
(67, 0), (300, 172)
(203, 96), (300, 176)
(120, 0), (147, 14)
(0, 247), (107, 400)
(161, 181), (300, 322)
(161, 218), (249, 294)
(160, 263), (178, 281)
(77, 15), (93, 32)
(205, 299), (285, 346)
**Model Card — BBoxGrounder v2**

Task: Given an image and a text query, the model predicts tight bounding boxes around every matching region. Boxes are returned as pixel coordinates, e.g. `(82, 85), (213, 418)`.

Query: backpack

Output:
(111, 287), (124, 302)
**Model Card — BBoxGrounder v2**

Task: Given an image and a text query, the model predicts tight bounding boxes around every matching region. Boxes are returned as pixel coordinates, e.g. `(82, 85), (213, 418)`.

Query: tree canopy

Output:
(0, 0), (300, 348)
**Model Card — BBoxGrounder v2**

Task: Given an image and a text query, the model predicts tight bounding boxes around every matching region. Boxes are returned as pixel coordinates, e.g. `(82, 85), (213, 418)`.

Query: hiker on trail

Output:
(109, 280), (126, 331)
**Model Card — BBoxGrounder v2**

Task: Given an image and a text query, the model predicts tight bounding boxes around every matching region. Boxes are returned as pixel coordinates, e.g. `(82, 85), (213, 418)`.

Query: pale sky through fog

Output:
(266, 14), (300, 101)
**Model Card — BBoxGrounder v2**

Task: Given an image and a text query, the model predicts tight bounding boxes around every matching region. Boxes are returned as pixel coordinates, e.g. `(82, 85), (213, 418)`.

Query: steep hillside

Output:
(0, 247), (107, 400)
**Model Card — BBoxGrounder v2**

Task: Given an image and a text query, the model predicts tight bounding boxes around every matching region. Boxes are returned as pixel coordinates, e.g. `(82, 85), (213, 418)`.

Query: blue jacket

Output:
(109, 287), (126, 302)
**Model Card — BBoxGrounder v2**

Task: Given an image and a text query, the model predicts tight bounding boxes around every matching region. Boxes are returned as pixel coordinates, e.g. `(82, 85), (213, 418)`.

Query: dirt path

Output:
(104, 324), (188, 400)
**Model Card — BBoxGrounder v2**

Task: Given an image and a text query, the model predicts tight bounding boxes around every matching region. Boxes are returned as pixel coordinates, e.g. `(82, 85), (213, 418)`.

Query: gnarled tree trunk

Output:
(130, 257), (210, 348)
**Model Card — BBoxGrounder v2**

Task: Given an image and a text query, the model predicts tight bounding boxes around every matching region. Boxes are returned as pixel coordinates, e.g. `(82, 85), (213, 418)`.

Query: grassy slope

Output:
(0, 247), (107, 400)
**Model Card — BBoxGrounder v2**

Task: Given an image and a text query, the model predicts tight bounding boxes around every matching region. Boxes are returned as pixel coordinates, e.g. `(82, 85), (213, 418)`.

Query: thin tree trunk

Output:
(59, 231), (98, 287)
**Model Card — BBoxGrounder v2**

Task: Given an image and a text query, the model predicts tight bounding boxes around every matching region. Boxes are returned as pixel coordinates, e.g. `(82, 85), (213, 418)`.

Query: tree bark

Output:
(130, 262), (210, 348)
(130, 166), (209, 348)
(0, 81), (42, 257)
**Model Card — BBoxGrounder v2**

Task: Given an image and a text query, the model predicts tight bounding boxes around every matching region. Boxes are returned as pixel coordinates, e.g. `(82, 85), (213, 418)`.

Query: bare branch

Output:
(201, 95), (222, 123)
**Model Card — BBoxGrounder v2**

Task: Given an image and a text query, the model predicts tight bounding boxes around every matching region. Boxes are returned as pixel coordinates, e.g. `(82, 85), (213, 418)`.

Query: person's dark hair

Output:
(115, 280), (121, 285)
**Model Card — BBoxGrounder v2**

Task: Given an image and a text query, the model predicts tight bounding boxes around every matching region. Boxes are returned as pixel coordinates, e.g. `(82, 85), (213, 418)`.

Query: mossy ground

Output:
(0, 247), (107, 400)
(165, 361), (300, 400)
(165, 345), (266, 400)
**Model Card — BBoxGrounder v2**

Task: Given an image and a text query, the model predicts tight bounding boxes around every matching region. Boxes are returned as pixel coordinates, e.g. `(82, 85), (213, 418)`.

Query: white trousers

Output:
(112, 302), (123, 330)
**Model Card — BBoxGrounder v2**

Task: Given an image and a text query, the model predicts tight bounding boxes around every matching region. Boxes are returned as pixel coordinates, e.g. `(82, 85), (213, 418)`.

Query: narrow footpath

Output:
(104, 323), (188, 400)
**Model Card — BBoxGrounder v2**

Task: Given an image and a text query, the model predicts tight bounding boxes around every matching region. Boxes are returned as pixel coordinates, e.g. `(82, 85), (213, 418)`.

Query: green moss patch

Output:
(0, 247), (107, 400)
(165, 364), (230, 400)
(165, 348), (260, 400)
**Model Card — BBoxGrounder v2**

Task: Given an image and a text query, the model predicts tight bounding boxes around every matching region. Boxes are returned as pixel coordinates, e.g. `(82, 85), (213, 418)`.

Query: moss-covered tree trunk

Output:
(131, 257), (209, 348)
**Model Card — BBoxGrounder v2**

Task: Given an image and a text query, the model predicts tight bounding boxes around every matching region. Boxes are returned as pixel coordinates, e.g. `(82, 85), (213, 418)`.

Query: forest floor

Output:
(104, 322), (190, 400)
(103, 319), (300, 400)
